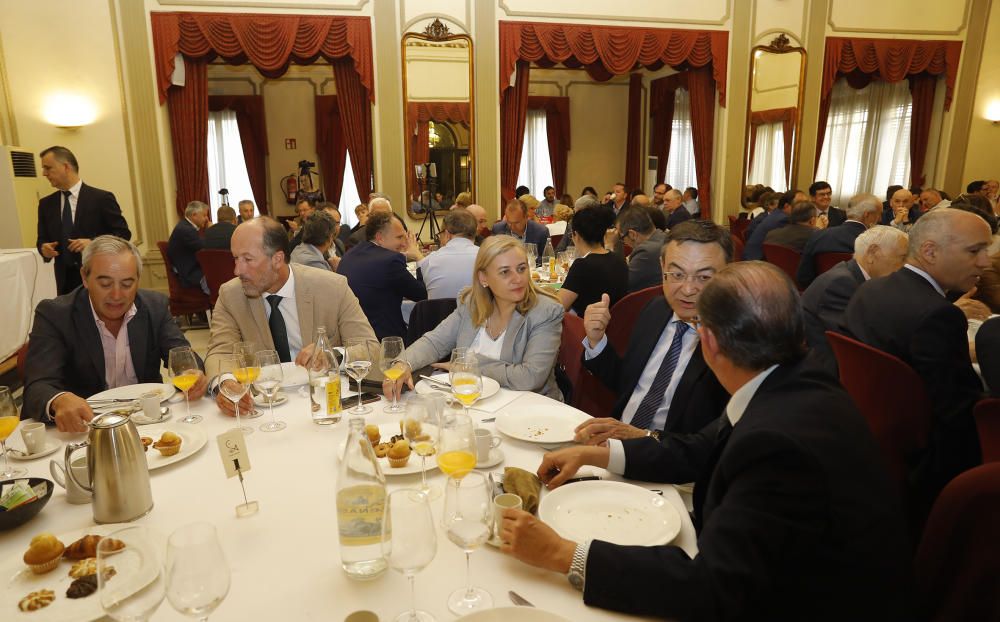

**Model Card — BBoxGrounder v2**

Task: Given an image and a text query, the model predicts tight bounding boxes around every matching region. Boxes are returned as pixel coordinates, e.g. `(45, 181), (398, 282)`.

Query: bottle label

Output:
(337, 485), (386, 546)
(326, 377), (342, 414)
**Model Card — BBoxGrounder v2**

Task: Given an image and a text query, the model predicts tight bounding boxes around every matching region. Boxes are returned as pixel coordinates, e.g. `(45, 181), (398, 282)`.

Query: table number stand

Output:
(216, 429), (259, 517)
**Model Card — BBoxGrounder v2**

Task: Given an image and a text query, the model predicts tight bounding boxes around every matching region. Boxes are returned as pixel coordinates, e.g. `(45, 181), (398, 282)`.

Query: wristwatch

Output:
(645, 429), (661, 441)
(567, 540), (591, 591)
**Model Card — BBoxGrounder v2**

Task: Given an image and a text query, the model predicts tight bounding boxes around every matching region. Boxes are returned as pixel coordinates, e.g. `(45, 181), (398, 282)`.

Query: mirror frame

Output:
(741, 33), (807, 207)
(401, 19), (475, 219)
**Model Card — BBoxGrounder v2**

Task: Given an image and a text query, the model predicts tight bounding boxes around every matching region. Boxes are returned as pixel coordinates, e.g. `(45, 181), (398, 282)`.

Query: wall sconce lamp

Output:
(43, 93), (97, 130)
(986, 101), (1000, 126)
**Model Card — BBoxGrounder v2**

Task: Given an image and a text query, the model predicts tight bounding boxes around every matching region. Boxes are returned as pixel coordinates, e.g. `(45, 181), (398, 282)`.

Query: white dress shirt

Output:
(418, 237), (479, 299)
(262, 268), (304, 359)
(62, 179), (83, 221)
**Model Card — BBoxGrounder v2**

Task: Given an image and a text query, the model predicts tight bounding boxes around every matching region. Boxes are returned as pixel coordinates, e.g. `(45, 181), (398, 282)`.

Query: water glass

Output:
(382, 489), (437, 622)
(443, 471), (492, 614)
(218, 355), (252, 435)
(379, 337), (406, 413)
(404, 396), (441, 500)
(254, 350), (285, 432)
(166, 522), (230, 621)
(345, 338), (376, 414)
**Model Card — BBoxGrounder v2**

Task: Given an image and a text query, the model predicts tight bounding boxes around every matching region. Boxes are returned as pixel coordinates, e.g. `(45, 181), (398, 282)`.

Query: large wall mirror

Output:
(402, 19), (475, 219)
(742, 34), (806, 204)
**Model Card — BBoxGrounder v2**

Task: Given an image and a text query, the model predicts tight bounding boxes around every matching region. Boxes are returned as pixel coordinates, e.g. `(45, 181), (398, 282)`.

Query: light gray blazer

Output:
(404, 295), (565, 401)
(290, 243), (331, 271)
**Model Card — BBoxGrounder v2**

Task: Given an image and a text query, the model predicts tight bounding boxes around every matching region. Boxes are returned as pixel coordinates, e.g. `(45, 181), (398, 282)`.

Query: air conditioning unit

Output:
(0, 146), (49, 249)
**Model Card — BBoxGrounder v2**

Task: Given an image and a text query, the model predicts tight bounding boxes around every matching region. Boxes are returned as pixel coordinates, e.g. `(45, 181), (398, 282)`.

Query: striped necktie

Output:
(630, 320), (690, 431)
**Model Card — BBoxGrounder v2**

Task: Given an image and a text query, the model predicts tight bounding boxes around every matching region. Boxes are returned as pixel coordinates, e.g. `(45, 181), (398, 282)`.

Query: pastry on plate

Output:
(22, 533), (65, 574)
(373, 442), (392, 458)
(66, 575), (98, 599)
(365, 424), (381, 446)
(153, 431), (182, 456)
(65, 534), (124, 560)
(69, 557), (98, 578)
(387, 440), (412, 468)
(140, 436), (153, 452)
(18, 589), (55, 611)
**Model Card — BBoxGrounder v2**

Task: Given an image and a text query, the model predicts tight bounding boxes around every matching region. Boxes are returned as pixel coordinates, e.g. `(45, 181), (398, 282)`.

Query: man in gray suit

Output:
(290, 211), (338, 271)
(616, 206), (667, 292)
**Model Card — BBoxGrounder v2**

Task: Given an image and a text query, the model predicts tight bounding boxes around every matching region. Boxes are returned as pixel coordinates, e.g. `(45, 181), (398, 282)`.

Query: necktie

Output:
(630, 320), (690, 431)
(61, 191), (74, 242)
(266, 295), (292, 363)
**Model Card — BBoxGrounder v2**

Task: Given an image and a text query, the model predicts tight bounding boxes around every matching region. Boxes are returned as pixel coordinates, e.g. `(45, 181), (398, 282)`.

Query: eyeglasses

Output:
(663, 271), (713, 285)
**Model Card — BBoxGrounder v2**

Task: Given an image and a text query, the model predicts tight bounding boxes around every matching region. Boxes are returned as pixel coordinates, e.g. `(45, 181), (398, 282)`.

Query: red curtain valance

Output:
(151, 12), (374, 104)
(750, 107), (795, 126)
(821, 37), (962, 110)
(499, 21), (728, 106)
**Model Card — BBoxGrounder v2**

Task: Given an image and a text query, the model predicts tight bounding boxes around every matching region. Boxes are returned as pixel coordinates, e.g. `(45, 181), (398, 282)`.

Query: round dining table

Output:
(2, 376), (696, 622)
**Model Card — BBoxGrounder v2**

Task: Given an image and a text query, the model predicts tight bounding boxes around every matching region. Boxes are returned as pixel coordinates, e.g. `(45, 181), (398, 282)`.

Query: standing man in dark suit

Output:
(797, 192), (882, 288)
(574, 220), (732, 443)
(615, 206), (666, 292)
(23, 236), (206, 432)
(491, 199), (550, 257)
(337, 211), (428, 340)
(167, 201), (210, 293)
(846, 207), (991, 505)
(36, 146), (131, 295)
(204, 205), (237, 250)
(809, 180), (847, 227)
(802, 225), (908, 373)
(500, 261), (911, 621)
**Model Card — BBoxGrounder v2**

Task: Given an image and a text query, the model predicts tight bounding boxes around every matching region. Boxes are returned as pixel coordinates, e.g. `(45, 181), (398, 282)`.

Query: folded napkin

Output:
(502, 467), (541, 514)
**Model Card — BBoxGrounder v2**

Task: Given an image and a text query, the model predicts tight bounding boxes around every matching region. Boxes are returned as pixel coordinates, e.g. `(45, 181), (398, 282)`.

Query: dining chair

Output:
(730, 217), (750, 242)
(550, 234), (563, 249)
(761, 243), (803, 287)
(16, 341), (28, 382)
(730, 234), (745, 262)
(405, 298), (458, 348)
(814, 252), (853, 277)
(558, 314), (615, 417)
(607, 286), (661, 354)
(196, 249), (236, 307)
(155, 241), (212, 322)
(973, 398), (1000, 463)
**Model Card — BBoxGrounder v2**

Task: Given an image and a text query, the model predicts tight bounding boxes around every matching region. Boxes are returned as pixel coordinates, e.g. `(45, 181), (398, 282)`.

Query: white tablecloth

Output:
(0, 249), (57, 362)
(2, 383), (697, 621)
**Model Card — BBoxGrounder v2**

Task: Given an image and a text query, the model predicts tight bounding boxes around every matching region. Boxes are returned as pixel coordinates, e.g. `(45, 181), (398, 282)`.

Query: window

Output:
(747, 121), (787, 190)
(338, 153), (362, 228)
(516, 109), (554, 197)
(663, 89), (698, 190)
(816, 78), (911, 207)
(206, 110), (254, 220)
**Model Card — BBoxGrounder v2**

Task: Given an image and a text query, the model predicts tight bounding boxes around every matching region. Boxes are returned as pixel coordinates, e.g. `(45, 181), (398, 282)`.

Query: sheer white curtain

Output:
(338, 153), (362, 228)
(747, 122), (787, 190)
(516, 109), (554, 197)
(206, 110), (254, 220)
(816, 78), (912, 207)
(664, 89), (698, 190)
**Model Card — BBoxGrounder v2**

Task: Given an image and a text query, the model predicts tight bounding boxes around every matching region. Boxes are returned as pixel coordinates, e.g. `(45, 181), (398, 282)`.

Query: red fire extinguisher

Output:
(280, 175), (298, 204)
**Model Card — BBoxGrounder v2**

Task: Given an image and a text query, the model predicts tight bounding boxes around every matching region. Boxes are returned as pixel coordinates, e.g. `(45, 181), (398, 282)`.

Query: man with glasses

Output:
(809, 181), (846, 228)
(573, 220), (731, 443)
(615, 206), (667, 292)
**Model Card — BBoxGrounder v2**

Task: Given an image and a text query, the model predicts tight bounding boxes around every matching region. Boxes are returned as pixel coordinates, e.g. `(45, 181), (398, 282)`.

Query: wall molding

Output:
(156, 0), (371, 10)
(826, 0), (970, 35)
(753, 29), (803, 49)
(402, 0), (471, 35)
(205, 76), (260, 95)
(498, 0), (731, 27)
(108, 0), (144, 247)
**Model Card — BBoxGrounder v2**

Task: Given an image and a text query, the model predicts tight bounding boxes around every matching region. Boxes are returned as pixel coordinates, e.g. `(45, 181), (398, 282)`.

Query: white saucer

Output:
(254, 392), (288, 407)
(9, 438), (61, 461)
(131, 407), (172, 426)
(475, 448), (504, 469)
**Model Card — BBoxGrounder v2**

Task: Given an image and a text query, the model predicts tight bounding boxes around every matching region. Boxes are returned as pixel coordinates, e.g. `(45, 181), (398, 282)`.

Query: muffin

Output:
(387, 440), (412, 468)
(153, 431), (182, 457)
(403, 418), (422, 439)
(23, 533), (65, 575)
(365, 424), (381, 446)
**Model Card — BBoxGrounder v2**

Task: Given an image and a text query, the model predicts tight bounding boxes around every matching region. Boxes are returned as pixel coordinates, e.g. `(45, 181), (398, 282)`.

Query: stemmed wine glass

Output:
(218, 355), (252, 435)
(437, 411), (476, 524)
(169, 347), (202, 424)
(344, 337), (376, 415)
(442, 471), (492, 614)
(0, 387), (26, 478)
(253, 350), (285, 432)
(404, 396), (441, 500)
(382, 489), (437, 622)
(97, 525), (166, 622)
(380, 336), (407, 413)
(166, 522), (231, 622)
(233, 343), (262, 419)
(450, 354), (483, 417)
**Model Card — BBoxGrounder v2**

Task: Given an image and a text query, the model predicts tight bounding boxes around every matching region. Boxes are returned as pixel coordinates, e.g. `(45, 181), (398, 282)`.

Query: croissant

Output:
(64, 535), (124, 560)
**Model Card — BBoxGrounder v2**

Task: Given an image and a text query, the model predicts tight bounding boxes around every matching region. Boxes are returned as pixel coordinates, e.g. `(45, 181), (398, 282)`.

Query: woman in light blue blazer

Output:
(386, 235), (565, 400)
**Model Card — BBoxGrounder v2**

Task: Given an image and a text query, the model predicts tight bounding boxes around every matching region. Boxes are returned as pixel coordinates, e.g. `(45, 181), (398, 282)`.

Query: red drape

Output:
(167, 58), (208, 219)
(499, 21), (728, 106)
(500, 61), (530, 202)
(407, 102), (471, 195)
(748, 107), (796, 179)
(332, 57), (374, 198)
(908, 74), (936, 188)
(687, 67), (715, 218)
(151, 12), (374, 104)
(624, 74), (644, 191)
(314, 95), (347, 205)
(208, 95), (269, 215)
(650, 74), (685, 185)
(526, 96), (570, 196)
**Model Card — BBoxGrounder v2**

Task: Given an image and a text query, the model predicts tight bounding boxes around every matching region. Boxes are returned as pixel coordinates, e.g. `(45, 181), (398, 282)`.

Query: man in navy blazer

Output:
(167, 201), (210, 292)
(491, 198), (549, 256)
(743, 189), (805, 260)
(796, 192), (882, 288)
(36, 146), (131, 295)
(809, 180), (847, 228)
(337, 211), (427, 340)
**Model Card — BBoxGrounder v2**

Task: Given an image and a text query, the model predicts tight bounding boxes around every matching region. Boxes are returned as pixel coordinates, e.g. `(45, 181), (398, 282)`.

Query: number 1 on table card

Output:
(216, 429), (258, 517)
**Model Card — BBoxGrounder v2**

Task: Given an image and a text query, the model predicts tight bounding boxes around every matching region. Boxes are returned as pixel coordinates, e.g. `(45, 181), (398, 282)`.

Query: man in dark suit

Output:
(743, 189), (804, 260)
(237, 200), (256, 224)
(809, 180), (847, 227)
(337, 211), (427, 340)
(616, 206), (667, 292)
(846, 207), (991, 505)
(23, 236), (207, 432)
(802, 225), (909, 373)
(491, 198), (550, 257)
(204, 205), (237, 250)
(663, 189), (693, 229)
(574, 221), (732, 444)
(36, 146), (131, 295)
(167, 200), (210, 293)
(797, 192), (882, 288)
(500, 261), (911, 621)
(763, 200), (817, 251)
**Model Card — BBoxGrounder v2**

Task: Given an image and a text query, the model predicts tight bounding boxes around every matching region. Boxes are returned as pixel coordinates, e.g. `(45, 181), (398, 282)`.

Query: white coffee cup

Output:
(474, 428), (502, 463)
(140, 391), (161, 421)
(20, 421), (47, 455)
(50, 455), (91, 504)
(491, 493), (522, 543)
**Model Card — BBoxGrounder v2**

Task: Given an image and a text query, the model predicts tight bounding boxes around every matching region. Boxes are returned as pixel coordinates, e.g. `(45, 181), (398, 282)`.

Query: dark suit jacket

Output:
(819, 205), (847, 227)
(665, 207), (693, 230)
(167, 219), (204, 288)
(36, 183), (131, 294)
(796, 220), (867, 288)
(763, 223), (815, 252)
(846, 267), (983, 499)
(743, 209), (788, 261)
(22, 288), (196, 422)
(490, 219), (550, 256)
(583, 297), (728, 435)
(203, 222), (236, 250)
(801, 259), (865, 374)
(627, 230), (666, 292)
(585, 360), (911, 621)
(337, 241), (428, 340)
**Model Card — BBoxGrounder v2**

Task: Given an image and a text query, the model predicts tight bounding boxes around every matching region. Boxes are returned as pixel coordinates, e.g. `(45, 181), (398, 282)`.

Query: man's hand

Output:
(382, 363), (414, 401)
(215, 382), (254, 417)
(288, 220), (300, 233)
(66, 238), (91, 253)
(815, 213), (829, 230)
(51, 393), (93, 433)
(40, 241), (60, 259)
(583, 294), (612, 349)
(499, 509), (577, 573)
(603, 228), (620, 251)
(405, 232), (424, 262)
(186, 371), (209, 401)
(956, 286), (991, 322)
(892, 207), (910, 226)
(295, 343), (315, 368)
(536, 445), (610, 489)
(574, 417), (646, 446)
